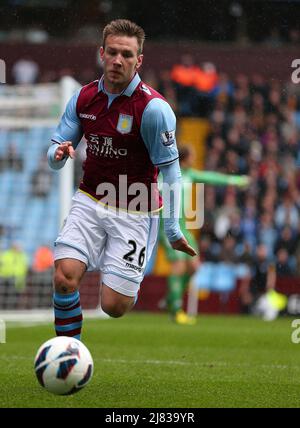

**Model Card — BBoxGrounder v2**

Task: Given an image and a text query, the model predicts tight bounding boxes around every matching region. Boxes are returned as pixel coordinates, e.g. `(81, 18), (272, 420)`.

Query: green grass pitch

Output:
(1, 313), (300, 408)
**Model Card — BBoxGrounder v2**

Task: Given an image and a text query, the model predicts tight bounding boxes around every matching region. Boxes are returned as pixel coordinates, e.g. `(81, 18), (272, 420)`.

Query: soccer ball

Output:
(34, 336), (94, 395)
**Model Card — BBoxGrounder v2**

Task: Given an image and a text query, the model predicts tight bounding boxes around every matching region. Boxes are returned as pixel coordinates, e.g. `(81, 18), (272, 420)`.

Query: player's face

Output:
(100, 35), (143, 93)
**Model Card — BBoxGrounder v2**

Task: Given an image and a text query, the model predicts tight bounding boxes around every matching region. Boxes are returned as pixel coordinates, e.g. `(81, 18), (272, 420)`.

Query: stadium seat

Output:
(191, 262), (214, 290)
(213, 263), (236, 292)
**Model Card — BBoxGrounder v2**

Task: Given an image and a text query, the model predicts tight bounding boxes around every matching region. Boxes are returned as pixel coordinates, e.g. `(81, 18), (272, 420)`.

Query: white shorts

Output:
(54, 191), (159, 297)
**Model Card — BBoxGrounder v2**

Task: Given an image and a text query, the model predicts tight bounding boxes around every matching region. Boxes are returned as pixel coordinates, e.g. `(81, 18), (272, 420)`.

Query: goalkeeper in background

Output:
(159, 146), (250, 325)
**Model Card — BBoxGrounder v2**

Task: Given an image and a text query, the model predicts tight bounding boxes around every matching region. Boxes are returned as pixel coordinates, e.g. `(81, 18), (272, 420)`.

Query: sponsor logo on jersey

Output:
(117, 114), (133, 134)
(79, 113), (96, 121)
(161, 130), (176, 146)
(87, 134), (128, 159)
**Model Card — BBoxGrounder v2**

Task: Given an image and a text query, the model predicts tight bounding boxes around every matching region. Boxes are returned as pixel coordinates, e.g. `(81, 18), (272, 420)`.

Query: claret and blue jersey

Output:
(48, 73), (179, 212)
(48, 72), (183, 243)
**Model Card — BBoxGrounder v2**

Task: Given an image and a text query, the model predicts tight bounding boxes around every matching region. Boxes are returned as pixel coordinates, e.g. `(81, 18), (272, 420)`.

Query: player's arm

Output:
(47, 87), (83, 170)
(188, 169), (250, 187)
(159, 161), (197, 256)
(141, 98), (196, 256)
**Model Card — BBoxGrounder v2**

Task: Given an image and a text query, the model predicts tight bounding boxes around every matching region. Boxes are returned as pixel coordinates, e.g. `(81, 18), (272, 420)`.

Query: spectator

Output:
(198, 233), (216, 262)
(0, 143), (23, 172)
(275, 248), (293, 276)
(12, 57), (39, 84)
(213, 72), (234, 103)
(227, 211), (243, 245)
(202, 186), (217, 235)
(275, 193), (299, 232)
(31, 158), (53, 197)
(194, 62), (219, 94)
(240, 195), (258, 252)
(32, 245), (54, 273)
(0, 243), (28, 291)
(214, 188), (240, 240)
(239, 244), (275, 313)
(257, 211), (278, 260)
(219, 235), (238, 264)
(170, 55), (201, 116)
(274, 225), (298, 256)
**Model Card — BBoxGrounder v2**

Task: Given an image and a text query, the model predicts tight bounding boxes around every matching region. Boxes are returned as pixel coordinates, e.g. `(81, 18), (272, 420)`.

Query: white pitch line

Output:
(0, 309), (108, 324)
(98, 358), (299, 371)
(0, 355), (298, 372)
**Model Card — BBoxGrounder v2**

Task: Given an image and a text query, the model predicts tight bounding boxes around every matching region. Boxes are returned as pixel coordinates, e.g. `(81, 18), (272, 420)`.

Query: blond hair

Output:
(102, 19), (145, 55)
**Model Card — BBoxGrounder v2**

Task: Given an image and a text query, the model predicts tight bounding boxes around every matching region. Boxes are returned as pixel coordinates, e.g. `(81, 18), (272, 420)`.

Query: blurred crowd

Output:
(156, 55), (300, 315)
(152, 56), (300, 280)
(201, 70), (300, 278)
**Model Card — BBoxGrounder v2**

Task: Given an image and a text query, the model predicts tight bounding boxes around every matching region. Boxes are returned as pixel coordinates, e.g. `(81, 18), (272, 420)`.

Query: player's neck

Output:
(103, 80), (126, 95)
(103, 72), (137, 95)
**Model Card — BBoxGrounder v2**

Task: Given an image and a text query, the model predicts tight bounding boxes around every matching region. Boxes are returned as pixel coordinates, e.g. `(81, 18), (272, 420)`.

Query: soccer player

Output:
(159, 146), (250, 325)
(47, 19), (196, 340)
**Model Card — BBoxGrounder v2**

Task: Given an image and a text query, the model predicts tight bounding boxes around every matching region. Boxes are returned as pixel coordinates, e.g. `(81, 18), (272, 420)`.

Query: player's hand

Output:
(171, 236), (197, 257)
(54, 142), (75, 161)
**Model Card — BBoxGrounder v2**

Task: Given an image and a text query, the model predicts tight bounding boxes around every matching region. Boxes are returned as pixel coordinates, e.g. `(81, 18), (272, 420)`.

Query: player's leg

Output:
(101, 284), (135, 318)
(184, 253), (201, 292)
(52, 191), (107, 340)
(159, 223), (189, 319)
(167, 229), (199, 324)
(183, 255), (201, 322)
(53, 256), (87, 340)
(54, 258), (86, 295)
(100, 211), (159, 318)
(167, 258), (186, 317)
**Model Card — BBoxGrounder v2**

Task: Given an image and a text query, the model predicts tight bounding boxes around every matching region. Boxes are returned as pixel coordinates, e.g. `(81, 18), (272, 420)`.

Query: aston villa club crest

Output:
(117, 114), (133, 134)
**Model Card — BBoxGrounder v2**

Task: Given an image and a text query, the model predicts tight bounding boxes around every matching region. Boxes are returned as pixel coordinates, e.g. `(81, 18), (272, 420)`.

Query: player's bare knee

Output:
(101, 303), (125, 318)
(104, 308), (125, 318)
(101, 301), (129, 318)
(53, 270), (78, 294)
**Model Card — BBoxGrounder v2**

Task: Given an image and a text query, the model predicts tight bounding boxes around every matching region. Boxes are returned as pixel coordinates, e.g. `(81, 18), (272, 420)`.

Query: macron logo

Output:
(79, 113), (96, 121)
